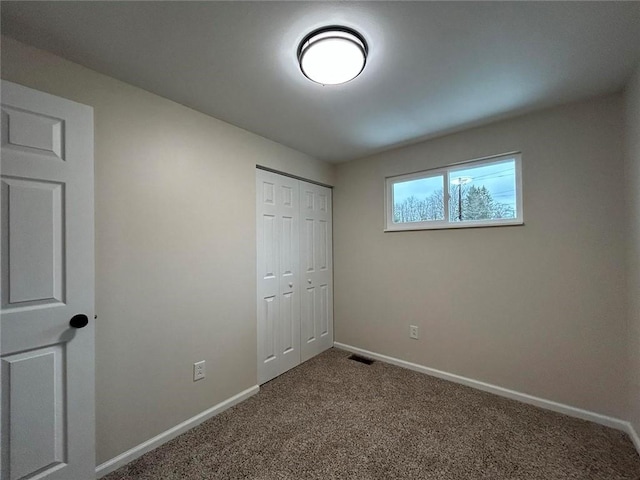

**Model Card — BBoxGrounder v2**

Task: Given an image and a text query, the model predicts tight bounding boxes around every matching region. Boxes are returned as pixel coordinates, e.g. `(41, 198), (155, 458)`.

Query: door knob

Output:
(70, 314), (89, 329)
(307, 279), (312, 284)
(288, 282), (293, 288)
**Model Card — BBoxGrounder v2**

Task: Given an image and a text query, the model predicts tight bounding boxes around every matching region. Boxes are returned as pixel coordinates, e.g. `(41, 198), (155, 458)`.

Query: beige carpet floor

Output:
(104, 348), (640, 480)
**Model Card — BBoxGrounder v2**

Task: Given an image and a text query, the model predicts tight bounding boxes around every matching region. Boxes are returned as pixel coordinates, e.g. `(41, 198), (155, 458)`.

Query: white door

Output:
(299, 181), (333, 363)
(1, 81), (95, 480)
(256, 170), (301, 384)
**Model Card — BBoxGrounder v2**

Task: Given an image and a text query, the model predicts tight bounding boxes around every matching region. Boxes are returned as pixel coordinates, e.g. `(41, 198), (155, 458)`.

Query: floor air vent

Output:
(348, 354), (375, 365)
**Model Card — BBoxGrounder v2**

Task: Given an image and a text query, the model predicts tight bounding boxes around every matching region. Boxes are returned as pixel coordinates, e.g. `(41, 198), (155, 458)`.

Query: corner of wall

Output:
(624, 61), (640, 439)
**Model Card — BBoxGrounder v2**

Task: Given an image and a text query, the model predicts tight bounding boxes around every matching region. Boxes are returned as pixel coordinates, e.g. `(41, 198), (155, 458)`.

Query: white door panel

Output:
(256, 170), (300, 384)
(1, 81), (95, 480)
(2, 347), (65, 480)
(2, 178), (63, 304)
(299, 181), (333, 363)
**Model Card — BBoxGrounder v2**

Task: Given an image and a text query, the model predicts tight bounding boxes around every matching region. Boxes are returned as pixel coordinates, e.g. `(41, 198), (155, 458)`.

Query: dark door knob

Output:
(70, 314), (89, 329)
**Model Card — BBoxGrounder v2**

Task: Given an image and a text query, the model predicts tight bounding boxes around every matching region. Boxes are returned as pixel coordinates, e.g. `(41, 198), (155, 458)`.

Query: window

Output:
(385, 153), (523, 231)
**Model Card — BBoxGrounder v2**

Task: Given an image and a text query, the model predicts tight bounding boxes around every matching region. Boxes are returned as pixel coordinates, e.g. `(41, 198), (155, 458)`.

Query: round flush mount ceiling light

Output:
(298, 27), (368, 85)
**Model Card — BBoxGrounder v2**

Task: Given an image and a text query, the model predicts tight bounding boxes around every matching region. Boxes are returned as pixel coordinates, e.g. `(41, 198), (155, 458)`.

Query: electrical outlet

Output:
(409, 325), (419, 340)
(193, 361), (206, 381)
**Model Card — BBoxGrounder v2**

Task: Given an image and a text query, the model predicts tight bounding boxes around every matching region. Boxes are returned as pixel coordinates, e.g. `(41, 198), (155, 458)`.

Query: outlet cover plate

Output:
(409, 325), (419, 340)
(193, 360), (206, 381)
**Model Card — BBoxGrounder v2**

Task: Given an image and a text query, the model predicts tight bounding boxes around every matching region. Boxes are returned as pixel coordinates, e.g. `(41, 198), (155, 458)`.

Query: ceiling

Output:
(2, 2), (640, 163)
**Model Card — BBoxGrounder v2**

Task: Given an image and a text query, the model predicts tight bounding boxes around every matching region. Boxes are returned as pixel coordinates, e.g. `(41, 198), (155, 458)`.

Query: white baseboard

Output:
(96, 385), (260, 478)
(334, 342), (631, 434)
(624, 422), (640, 454)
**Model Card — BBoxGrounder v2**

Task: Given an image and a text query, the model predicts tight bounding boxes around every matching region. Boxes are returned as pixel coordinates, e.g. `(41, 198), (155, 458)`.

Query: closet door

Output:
(256, 170), (301, 384)
(299, 181), (333, 363)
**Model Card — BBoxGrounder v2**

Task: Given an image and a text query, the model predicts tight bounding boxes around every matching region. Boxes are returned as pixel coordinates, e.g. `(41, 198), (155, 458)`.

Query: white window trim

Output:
(384, 152), (523, 232)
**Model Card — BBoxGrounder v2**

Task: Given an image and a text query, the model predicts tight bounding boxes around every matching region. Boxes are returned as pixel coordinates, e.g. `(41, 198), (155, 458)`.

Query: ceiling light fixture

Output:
(298, 27), (368, 85)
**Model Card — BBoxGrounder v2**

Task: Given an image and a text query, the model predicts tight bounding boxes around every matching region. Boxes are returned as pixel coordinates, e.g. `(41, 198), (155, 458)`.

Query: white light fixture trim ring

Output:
(298, 27), (368, 85)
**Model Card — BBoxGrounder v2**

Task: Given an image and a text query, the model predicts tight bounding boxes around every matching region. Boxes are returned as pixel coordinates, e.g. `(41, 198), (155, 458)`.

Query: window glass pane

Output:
(393, 175), (444, 223)
(448, 159), (516, 222)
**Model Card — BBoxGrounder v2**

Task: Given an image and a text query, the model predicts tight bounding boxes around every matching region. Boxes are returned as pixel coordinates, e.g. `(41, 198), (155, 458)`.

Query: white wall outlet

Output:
(409, 325), (419, 340)
(193, 361), (206, 381)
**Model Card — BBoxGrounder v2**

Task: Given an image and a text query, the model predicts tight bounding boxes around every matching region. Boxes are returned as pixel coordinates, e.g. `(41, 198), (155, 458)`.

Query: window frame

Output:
(384, 152), (523, 232)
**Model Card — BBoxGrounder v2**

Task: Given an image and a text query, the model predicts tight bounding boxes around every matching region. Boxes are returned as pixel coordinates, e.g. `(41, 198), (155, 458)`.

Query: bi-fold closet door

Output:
(256, 169), (333, 385)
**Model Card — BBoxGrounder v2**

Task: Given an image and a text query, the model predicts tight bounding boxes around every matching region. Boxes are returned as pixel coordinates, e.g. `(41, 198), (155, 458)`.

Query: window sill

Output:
(384, 219), (524, 232)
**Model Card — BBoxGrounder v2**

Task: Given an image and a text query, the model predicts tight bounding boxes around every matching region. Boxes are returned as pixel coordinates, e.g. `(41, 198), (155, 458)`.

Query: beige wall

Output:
(334, 94), (628, 418)
(0, 36), (334, 464)
(625, 63), (640, 433)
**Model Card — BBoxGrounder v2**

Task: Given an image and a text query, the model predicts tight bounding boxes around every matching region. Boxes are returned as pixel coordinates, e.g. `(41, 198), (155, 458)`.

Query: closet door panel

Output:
(257, 170), (300, 384)
(277, 178), (300, 374)
(300, 181), (333, 363)
(257, 173), (280, 384)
